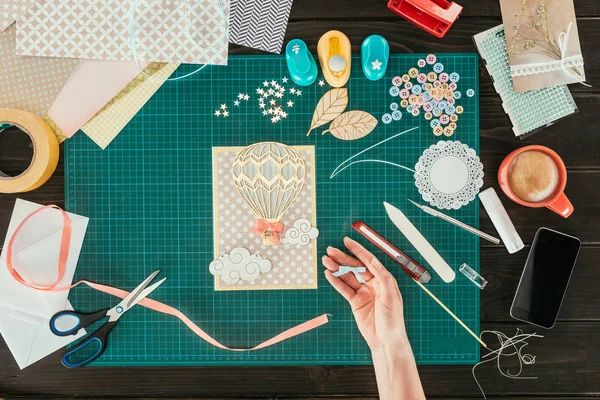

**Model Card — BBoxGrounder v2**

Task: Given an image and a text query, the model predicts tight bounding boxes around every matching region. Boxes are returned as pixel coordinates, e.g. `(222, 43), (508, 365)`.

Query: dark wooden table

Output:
(1, 0), (599, 398)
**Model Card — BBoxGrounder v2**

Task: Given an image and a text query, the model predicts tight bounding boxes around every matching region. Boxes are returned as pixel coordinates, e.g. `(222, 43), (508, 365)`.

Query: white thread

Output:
(329, 127), (418, 179)
(127, 0), (228, 81)
(472, 329), (543, 399)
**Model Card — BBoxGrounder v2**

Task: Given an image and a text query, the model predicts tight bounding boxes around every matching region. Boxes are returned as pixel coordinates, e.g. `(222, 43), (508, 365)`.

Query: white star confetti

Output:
(287, 100), (294, 107)
(233, 100), (240, 106)
(296, 90), (302, 96)
(269, 99), (277, 106)
(282, 77), (289, 83)
(318, 80), (325, 87)
(371, 59), (382, 70)
(237, 93), (244, 99)
(290, 88), (296, 94)
(222, 110), (229, 117)
(214, 110), (221, 116)
(220, 104), (227, 110)
(263, 81), (269, 87)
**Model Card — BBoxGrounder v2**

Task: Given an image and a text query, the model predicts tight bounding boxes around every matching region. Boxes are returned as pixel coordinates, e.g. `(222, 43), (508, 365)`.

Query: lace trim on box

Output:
(510, 56), (584, 77)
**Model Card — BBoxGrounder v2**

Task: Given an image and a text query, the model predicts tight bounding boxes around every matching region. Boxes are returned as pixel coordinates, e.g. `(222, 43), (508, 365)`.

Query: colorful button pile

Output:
(383, 54), (475, 137)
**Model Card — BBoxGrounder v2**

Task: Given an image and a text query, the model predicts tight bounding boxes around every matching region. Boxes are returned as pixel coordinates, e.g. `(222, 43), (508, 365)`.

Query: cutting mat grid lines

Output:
(65, 54), (480, 366)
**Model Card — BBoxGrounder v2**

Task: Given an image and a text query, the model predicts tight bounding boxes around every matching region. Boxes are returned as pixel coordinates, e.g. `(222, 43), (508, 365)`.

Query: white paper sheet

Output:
(0, 199), (88, 369)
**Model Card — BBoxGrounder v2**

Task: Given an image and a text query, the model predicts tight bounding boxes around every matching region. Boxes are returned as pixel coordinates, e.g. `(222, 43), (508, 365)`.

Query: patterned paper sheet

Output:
(16, 0), (229, 64)
(212, 146), (317, 291)
(0, 25), (80, 117)
(230, 0), (294, 53)
(82, 63), (179, 149)
(0, 0), (34, 31)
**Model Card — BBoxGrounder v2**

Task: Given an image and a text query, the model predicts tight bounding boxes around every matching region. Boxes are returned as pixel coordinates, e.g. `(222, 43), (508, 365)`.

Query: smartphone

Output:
(510, 227), (581, 329)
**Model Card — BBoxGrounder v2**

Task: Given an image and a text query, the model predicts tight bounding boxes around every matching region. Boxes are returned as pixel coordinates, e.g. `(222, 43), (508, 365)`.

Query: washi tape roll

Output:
(0, 109), (59, 193)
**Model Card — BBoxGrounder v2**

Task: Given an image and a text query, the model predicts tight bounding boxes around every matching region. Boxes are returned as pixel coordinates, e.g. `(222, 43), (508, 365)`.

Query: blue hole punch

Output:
(286, 39), (318, 86)
(361, 35), (389, 81)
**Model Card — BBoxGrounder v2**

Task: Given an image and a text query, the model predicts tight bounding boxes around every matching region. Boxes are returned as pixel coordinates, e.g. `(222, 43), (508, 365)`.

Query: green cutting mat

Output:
(65, 54), (480, 366)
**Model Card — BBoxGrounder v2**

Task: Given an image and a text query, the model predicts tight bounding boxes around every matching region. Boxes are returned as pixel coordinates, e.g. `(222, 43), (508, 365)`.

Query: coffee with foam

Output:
(508, 151), (559, 203)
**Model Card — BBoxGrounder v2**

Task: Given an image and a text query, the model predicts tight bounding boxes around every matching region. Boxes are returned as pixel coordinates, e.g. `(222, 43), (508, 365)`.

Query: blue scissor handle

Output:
(50, 309), (109, 337)
(62, 320), (118, 368)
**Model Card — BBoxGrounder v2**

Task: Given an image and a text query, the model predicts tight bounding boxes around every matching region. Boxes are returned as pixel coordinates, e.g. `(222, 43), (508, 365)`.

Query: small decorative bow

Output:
(251, 219), (284, 244)
(558, 22), (591, 87)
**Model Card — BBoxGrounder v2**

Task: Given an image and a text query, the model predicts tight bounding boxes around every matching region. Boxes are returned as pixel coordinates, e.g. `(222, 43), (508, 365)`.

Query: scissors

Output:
(49, 270), (166, 368)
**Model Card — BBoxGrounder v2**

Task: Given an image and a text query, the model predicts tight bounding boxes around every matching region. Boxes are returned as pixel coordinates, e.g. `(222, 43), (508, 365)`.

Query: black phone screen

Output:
(511, 228), (581, 329)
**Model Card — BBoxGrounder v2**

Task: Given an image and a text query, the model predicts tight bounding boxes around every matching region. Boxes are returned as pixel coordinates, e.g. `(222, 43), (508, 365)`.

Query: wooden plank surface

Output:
(1, 0), (599, 398)
(0, 323), (598, 397)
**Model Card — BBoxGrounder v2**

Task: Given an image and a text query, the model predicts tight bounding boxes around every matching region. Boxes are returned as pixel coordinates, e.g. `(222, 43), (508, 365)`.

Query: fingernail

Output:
(372, 257), (384, 270)
(326, 246), (333, 252)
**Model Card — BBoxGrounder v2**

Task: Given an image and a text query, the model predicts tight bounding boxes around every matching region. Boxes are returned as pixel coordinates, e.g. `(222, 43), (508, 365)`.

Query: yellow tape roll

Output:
(0, 109), (59, 193)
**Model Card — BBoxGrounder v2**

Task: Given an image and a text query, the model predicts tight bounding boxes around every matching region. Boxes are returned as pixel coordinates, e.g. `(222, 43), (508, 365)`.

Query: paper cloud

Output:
(209, 247), (272, 285)
(281, 218), (319, 246)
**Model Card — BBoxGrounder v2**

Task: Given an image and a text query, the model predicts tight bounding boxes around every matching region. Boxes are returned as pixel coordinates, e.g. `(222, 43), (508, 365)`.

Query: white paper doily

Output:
(414, 141), (484, 210)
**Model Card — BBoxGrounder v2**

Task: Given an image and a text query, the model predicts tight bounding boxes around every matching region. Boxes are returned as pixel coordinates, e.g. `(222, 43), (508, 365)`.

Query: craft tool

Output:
(318, 30), (351, 87)
(459, 263), (488, 289)
(361, 35), (389, 81)
(414, 280), (486, 347)
(408, 199), (500, 244)
(286, 39), (318, 86)
(352, 221), (431, 283)
(334, 266), (368, 283)
(0, 109), (59, 194)
(478, 188), (524, 254)
(384, 202), (456, 282)
(387, 0), (463, 39)
(50, 271), (166, 368)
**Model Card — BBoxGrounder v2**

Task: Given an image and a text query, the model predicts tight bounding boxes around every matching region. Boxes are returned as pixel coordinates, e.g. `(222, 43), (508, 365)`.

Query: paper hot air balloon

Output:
(232, 142), (306, 246)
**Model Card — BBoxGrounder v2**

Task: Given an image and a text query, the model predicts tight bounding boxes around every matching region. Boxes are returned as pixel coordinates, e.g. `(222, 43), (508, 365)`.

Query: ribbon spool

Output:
(0, 109), (59, 193)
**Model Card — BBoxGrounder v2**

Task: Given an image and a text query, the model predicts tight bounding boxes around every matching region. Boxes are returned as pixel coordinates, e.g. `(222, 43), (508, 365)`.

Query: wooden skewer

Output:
(414, 280), (487, 348)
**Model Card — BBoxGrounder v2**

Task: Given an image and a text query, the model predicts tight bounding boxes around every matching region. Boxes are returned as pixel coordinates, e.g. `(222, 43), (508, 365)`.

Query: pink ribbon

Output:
(250, 219), (284, 244)
(6, 206), (329, 352)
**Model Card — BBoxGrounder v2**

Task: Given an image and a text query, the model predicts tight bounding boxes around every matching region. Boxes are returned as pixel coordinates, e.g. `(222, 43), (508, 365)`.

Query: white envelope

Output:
(0, 199), (88, 369)
(0, 301), (85, 369)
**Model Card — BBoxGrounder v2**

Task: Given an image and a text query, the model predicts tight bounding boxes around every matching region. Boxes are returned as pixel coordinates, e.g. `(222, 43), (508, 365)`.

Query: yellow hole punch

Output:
(317, 30), (351, 88)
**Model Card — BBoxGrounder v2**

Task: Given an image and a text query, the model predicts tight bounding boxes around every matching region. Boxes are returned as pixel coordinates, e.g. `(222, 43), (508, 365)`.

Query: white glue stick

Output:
(478, 188), (524, 254)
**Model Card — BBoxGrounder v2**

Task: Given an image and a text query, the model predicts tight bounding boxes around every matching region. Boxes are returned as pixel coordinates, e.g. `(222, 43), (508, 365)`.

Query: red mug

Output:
(498, 145), (573, 218)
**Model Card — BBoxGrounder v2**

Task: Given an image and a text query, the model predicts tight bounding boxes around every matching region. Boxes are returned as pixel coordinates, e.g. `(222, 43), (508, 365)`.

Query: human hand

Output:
(323, 237), (409, 351)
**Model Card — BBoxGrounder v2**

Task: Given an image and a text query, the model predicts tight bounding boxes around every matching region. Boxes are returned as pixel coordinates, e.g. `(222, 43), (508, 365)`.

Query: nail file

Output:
(383, 202), (456, 283)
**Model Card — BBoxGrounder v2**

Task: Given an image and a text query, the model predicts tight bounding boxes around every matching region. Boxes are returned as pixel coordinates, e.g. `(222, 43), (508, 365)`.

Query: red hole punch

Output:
(387, 0), (463, 38)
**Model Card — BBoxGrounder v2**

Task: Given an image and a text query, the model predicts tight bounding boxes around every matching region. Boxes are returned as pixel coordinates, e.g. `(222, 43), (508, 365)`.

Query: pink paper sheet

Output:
(47, 59), (148, 138)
